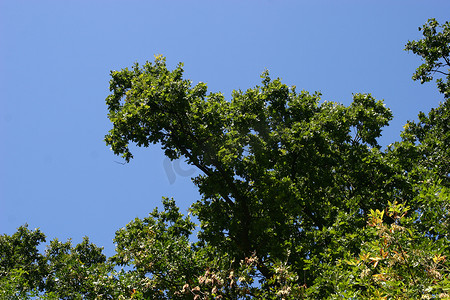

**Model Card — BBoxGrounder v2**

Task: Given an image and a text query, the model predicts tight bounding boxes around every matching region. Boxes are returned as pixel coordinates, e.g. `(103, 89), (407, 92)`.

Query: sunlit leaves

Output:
(405, 19), (450, 98)
(341, 201), (450, 299)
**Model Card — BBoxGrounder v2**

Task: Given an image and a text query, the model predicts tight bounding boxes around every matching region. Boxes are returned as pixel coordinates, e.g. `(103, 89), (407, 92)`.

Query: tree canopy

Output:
(1, 18), (449, 299)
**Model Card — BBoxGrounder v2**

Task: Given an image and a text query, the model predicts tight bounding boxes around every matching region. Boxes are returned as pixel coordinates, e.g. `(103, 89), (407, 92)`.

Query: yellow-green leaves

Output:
(343, 200), (450, 299)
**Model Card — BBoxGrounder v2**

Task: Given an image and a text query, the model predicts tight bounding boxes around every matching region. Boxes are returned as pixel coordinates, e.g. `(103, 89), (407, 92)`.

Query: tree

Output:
(393, 18), (450, 188)
(0, 225), (114, 299)
(389, 18), (449, 249)
(337, 18), (450, 299)
(42, 237), (111, 299)
(109, 197), (203, 299)
(104, 53), (410, 296)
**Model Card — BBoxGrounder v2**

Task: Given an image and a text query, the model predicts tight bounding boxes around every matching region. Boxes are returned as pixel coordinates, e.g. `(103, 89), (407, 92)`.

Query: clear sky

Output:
(1, 0), (449, 257)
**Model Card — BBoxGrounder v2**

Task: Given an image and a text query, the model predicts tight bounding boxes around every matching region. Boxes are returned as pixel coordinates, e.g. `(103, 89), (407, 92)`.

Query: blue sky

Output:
(1, 0), (449, 257)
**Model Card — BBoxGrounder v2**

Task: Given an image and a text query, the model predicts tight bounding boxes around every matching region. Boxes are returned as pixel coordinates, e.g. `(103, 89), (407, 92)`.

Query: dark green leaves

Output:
(0, 225), (47, 297)
(104, 55), (398, 293)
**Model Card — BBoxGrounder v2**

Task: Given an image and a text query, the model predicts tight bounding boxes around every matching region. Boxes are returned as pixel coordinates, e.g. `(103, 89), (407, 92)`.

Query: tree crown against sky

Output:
(1, 18), (449, 299)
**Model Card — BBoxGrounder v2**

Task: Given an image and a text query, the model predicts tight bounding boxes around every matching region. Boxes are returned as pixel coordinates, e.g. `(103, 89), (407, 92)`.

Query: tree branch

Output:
(432, 69), (450, 76)
(442, 55), (450, 67)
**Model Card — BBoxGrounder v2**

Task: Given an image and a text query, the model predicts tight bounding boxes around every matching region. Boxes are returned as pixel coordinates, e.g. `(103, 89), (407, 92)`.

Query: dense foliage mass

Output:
(1, 19), (449, 299)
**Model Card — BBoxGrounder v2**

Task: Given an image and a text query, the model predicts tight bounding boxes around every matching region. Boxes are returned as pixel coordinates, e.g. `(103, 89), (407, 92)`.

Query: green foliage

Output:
(405, 19), (450, 98)
(391, 19), (450, 188)
(1, 19), (450, 299)
(109, 197), (203, 299)
(390, 98), (450, 188)
(0, 225), (47, 297)
(43, 236), (111, 299)
(340, 199), (449, 299)
(105, 54), (401, 294)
